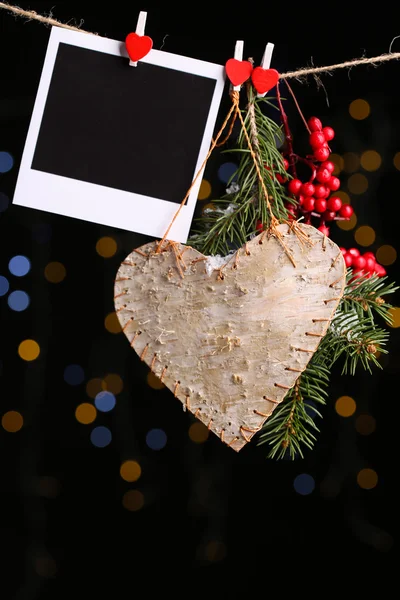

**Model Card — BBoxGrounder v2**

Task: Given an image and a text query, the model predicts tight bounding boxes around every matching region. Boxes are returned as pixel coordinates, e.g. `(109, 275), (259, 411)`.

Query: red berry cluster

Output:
(340, 248), (387, 278)
(283, 116), (354, 236)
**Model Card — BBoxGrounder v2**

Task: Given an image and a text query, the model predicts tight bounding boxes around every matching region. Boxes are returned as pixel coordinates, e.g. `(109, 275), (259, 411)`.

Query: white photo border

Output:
(12, 26), (226, 243)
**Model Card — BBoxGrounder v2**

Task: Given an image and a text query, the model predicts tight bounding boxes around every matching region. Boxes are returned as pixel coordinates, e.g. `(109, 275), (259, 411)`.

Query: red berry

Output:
(314, 147), (331, 161)
(302, 197), (315, 212)
(374, 264), (387, 277)
(348, 248), (360, 257)
(322, 126), (335, 141)
(276, 173), (287, 184)
(308, 117), (323, 132)
(298, 194), (305, 206)
(288, 178), (302, 195)
(321, 160), (335, 173)
(365, 257), (376, 272)
(300, 182), (315, 197)
(327, 176), (340, 191)
(256, 220), (264, 233)
(322, 187), (330, 198)
(323, 210), (336, 221)
(318, 225), (330, 236)
(283, 158), (289, 170)
(327, 196), (342, 212)
(353, 256), (367, 270)
(344, 254), (353, 267)
(316, 168), (331, 183)
(363, 251), (375, 261)
(339, 247), (347, 255)
(314, 184), (328, 198)
(314, 198), (327, 213)
(339, 204), (353, 219)
(309, 131), (326, 148)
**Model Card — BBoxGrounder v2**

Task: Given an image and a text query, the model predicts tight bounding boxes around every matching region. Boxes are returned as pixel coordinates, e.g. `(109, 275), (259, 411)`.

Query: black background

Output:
(0, 2), (399, 598)
(32, 42), (216, 203)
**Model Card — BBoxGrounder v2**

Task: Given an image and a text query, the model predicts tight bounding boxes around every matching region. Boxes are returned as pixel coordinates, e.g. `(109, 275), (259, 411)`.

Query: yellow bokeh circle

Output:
(147, 371), (165, 390)
(347, 173), (368, 194)
(104, 373), (124, 394)
(355, 414), (376, 436)
(335, 191), (351, 205)
(96, 236), (117, 258)
(329, 154), (344, 175)
(86, 378), (103, 398)
(338, 213), (357, 231)
(2, 410), (23, 432)
(105, 312), (122, 334)
(357, 468), (378, 490)
(376, 245), (397, 266)
(198, 179), (212, 200)
(361, 150), (381, 171)
(120, 460), (142, 482)
(44, 262), (66, 283)
(18, 339), (40, 361)
(388, 307), (400, 328)
(343, 152), (360, 173)
(349, 99), (370, 120)
(75, 403), (97, 425)
(335, 396), (356, 417)
(189, 422), (209, 443)
(393, 152), (400, 170)
(354, 225), (376, 247)
(122, 490), (144, 511)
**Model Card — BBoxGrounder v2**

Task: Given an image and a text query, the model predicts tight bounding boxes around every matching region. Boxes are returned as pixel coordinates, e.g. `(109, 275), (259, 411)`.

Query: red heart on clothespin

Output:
(125, 32), (153, 62)
(225, 58), (253, 86)
(251, 67), (280, 94)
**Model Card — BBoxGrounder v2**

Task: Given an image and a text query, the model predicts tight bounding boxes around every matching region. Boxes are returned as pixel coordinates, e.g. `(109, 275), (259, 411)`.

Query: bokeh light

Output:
(0, 151), (14, 173)
(354, 225), (376, 247)
(94, 391), (116, 412)
(188, 422), (209, 443)
(0, 191), (9, 212)
(335, 395), (356, 417)
(335, 190), (351, 204)
(122, 490), (144, 511)
(393, 152), (400, 170)
(86, 378), (104, 398)
(32, 223), (52, 244)
(343, 152), (360, 173)
(18, 339), (40, 361)
(34, 555), (57, 578)
(293, 473), (315, 495)
(347, 173), (368, 194)
(355, 414), (376, 435)
(103, 373), (123, 394)
(90, 426), (112, 448)
(8, 290), (30, 312)
(8, 255), (30, 277)
(2, 410), (23, 432)
(376, 245), (397, 266)
(120, 460), (141, 482)
(388, 307), (400, 328)
(329, 154), (344, 175)
(104, 312), (122, 333)
(361, 150), (382, 171)
(36, 476), (60, 499)
(96, 236), (117, 258)
(337, 212), (357, 231)
(64, 364), (85, 386)
(357, 468), (378, 489)
(218, 162), (238, 183)
(147, 371), (165, 390)
(44, 262), (66, 283)
(146, 428), (167, 450)
(201, 202), (216, 215)
(205, 541), (227, 562)
(349, 99), (370, 120)
(75, 403), (97, 424)
(198, 179), (212, 200)
(0, 275), (10, 297)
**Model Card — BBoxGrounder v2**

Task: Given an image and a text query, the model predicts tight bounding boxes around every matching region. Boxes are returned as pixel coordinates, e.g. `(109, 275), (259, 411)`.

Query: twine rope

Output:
(1, 2), (400, 79)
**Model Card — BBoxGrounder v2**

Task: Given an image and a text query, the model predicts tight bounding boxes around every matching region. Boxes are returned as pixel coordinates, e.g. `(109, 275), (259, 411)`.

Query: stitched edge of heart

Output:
(115, 225), (346, 452)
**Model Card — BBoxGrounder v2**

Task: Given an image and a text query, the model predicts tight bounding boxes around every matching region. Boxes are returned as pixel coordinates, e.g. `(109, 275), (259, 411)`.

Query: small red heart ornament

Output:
(251, 67), (280, 94)
(125, 32), (153, 62)
(225, 58), (253, 86)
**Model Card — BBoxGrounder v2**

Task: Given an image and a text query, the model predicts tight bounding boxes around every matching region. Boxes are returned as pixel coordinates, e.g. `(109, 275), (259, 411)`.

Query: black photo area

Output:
(32, 43), (217, 204)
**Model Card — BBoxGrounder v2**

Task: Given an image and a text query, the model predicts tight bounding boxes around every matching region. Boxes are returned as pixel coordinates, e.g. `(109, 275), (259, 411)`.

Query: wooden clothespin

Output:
(225, 41), (253, 90)
(256, 43), (276, 98)
(125, 11), (153, 67)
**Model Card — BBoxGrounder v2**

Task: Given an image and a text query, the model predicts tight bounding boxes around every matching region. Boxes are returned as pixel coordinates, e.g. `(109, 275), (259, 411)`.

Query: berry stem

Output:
(276, 81), (297, 178)
(293, 154), (317, 182)
(284, 80), (311, 134)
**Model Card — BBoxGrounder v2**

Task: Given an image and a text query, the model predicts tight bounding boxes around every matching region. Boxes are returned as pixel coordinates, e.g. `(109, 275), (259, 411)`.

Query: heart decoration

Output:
(125, 32), (153, 62)
(225, 58), (253, 87)
(251, 67), (280, 94)
(115, 224), (345, 452)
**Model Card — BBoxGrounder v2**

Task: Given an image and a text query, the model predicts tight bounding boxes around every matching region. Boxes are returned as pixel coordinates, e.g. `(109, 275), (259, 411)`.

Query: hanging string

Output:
(1, 2), (400, 80)
(155, 92), (240, 253)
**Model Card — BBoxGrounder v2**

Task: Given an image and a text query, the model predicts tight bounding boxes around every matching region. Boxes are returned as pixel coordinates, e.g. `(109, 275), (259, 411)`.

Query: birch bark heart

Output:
(114, 224), (345, 452)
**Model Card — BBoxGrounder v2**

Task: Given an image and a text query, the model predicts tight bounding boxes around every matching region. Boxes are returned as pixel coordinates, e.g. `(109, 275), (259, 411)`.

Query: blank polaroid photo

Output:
(13, 27), (226, 242)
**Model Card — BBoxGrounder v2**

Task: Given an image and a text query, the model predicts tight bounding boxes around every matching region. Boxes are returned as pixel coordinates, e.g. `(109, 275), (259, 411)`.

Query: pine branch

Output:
(340, 270), (398, 324)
